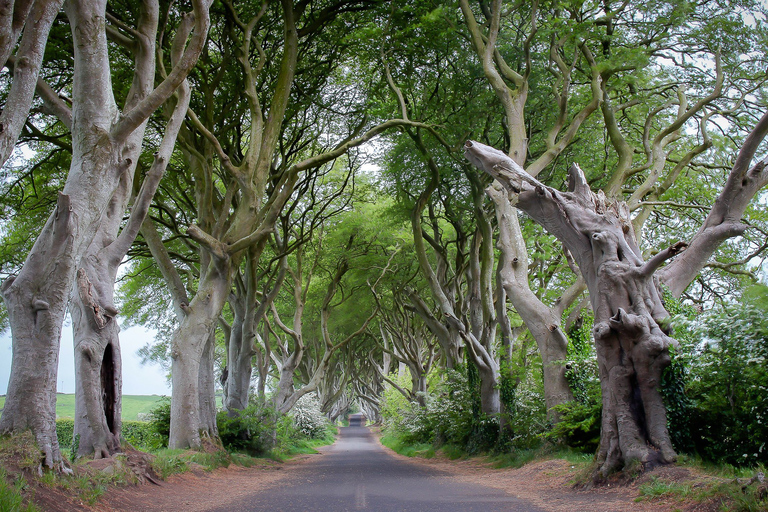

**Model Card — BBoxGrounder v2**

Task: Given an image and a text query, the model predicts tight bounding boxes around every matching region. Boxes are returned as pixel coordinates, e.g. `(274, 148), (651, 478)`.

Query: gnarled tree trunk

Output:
(467, 141), (681, 475)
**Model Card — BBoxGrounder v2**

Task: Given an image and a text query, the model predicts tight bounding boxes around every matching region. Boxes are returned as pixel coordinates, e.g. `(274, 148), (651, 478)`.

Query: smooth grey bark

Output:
(70, 3), (195, 459)
(467, 140), (681, 475)
(0, 0), (63, 167)
(0, 0), (209, 467)
(71, 100), (191, 457)
(0, 193), (73, 470)
(486, 183), (578, 418)
(168, 254), (232, 448)
(222, 246), (286, 413)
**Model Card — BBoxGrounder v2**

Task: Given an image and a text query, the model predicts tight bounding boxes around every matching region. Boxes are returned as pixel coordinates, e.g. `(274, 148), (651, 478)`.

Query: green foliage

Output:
(70, 434), (80, 462)
(272, 418), (336, 460)
(150, 449), (191, 479)
(149, 448), (237, 479)
(56, 416), (162, 453)
(55, 420), (74, 451)
(661, 285), (768, 466)
(684, 286), (768, 466)
(660, 346), (694, 453)
(379, 433), (435, 458)
(638, 474), (768, 512)
(545, 392), (602, 452)
(217, 400), (278, 456)
(545, 312), (602, 453)
(0, 432), (42, 473)
(380, 364), (545, 456)
(121, 421), (160, 450)
(146, 397), (171, 449)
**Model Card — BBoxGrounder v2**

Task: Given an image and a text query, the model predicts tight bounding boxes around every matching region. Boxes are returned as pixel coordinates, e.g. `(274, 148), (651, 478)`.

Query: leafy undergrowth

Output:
(270, 425), (338, 461)
(0, 427), (337, 511)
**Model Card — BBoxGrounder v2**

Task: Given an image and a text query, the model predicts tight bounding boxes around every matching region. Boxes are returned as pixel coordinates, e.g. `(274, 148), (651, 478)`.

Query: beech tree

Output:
(466, 111), (768, 471)
(129, 0), (438, 448)
(0, 0), (210, 468)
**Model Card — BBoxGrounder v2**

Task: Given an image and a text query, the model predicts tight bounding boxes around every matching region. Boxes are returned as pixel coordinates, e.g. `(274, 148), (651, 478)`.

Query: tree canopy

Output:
(1, 0), (767, 475)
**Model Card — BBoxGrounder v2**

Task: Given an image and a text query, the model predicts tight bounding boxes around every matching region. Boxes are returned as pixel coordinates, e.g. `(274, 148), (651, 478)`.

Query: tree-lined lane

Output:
(210, 427), (544, 512)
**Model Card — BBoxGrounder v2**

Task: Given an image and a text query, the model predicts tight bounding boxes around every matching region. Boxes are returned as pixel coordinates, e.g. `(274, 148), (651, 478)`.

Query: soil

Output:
(4, 436), (746, 511)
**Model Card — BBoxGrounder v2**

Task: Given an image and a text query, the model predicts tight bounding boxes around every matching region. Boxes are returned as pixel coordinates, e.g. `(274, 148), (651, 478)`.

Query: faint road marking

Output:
(355, 484), (367, 509)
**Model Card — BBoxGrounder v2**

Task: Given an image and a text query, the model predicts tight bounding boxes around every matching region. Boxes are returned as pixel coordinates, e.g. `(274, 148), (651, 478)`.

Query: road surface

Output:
(209, 426), (545, 512)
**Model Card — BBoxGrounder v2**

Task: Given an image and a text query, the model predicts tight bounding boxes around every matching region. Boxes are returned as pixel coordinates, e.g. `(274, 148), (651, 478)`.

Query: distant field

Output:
(0, 394), (167, 422)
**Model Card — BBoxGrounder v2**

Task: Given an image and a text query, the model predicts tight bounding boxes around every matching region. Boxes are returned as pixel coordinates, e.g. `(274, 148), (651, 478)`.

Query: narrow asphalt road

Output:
(209, 427), (546, 512)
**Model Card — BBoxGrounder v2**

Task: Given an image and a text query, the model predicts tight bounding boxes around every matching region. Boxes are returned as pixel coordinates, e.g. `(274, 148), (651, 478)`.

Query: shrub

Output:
(544, 312), (602, 453)
(665, 285), (768, 467)
(56, 419), (75, 450)
(147, 396), (171, 448)
(122, 421), (161, 450)
(290, 394), (330, 439)
(380, 363), (527, 455)
(545, 391), (601, 452)
(217, 399), (277, 455)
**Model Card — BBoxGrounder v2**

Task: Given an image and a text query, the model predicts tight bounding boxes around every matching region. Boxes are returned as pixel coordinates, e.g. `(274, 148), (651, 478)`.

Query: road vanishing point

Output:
(209, 426), (545, 512)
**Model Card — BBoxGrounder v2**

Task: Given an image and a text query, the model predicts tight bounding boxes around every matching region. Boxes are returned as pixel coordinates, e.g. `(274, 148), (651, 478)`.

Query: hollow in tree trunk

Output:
(71, 268), (122, 459)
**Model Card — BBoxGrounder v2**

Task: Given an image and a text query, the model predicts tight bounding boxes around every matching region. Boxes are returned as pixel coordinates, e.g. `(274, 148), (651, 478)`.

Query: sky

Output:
(0, 318), (172, 396)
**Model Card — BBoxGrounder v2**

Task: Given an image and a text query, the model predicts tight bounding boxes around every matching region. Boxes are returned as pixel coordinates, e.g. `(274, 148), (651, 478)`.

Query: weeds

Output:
(638, 474), (768, 511)
(0, 467), (40, 512)
(151, 449), (191, 479)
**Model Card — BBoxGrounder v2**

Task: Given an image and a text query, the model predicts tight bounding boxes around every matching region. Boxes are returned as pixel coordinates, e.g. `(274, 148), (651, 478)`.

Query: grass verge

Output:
(636, 457), (768, 512)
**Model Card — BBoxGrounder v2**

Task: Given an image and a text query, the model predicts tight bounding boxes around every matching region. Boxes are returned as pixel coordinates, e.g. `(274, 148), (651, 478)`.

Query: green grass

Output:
(0, 467), (40, 512)
(1, 394), (169, 422)
(0, 394), (224, 422)
(379, 434), (436, 458)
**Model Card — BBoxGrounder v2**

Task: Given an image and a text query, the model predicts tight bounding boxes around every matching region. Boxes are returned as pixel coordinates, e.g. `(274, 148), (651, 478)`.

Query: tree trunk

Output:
(198, 331), (219, 438)
(274, 352), (302, 414)
(467, 141), (680, 475)
(0, 0), (123, 468)
(71, 267), (122, 459)
(487, 184), (575, 418)
(0, 195), (74, 469)
(169, 261), (231, 449)
(0, 0), (63, 167)
(223, 316), (253, 413)
(1, 0), (208, 466)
